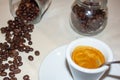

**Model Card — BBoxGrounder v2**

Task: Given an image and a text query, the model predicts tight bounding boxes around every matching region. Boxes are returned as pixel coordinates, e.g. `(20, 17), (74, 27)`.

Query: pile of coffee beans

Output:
(71, 1), (107, 35)
(0, 18), (40, 79)
(0, 0), (41, 80)
(16, 0), (40, 22)
(1, 17), (34, 53)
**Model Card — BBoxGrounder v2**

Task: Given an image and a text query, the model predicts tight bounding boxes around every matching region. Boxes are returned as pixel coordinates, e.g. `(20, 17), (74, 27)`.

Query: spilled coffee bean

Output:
(28, 55), (34, 61)
(0, 0), (41, 80)
(34, 50), (40, 56)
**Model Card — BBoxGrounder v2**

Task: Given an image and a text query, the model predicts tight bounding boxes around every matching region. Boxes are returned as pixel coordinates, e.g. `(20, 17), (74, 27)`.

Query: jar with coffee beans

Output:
(70, 0), (107, 36)
(9, 0), (51, 24)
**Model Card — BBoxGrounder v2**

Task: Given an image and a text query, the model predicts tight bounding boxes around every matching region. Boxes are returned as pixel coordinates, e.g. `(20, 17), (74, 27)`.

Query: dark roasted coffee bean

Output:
(3, 77), (10, 80)
(29, 48), (34, 52)
(18, 62), (23, 66)
(8, 20), (13, 25)
(23, 75), (29, 80)
(28, 41), (32, 45)
(17, 56), (22, 62)
(0, 68), (5, 73)
(35, 50), (40, 56)
(13, 69), (21, 74)
(0, 71), (7, 76)
(14, 64), (18, 69)
(8, 61), (13, 64)
(28, 55), (34, 61)
(9, 65), (15, 71)
(9, 72), (15, 78)
(0, 27), (6, 33)
(10, 77), (17, 80)
(4, 63), (9, 69)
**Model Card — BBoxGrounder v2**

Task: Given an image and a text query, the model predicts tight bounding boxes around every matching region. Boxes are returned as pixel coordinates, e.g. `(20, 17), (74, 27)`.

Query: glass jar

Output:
(70, 0), (107, 36)
(9, 0), (52, 24)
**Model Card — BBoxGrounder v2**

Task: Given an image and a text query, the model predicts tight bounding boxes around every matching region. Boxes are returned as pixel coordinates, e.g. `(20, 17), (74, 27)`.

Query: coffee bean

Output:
(18, 62), (23, 66)
(28, 41), (32, 45)
(8, 61), (13, 64)
(23, 75), (30, 80)
(0, 72), (7, 76)
(9, 65), (15, 71)
(14, 64), (18, 69)
(10, 77), (17, 80)
(1, 27), (6, 33)
(34, 50), (40, 56)
(17, 56), (22, 62)
(13, 69), (21, 74)
(4, 63), (9, 69)
(9, 72), (15, 78)
(29, 48), (34, 52)
(28, 55), (34, 61)
(3, 77), (10, 80)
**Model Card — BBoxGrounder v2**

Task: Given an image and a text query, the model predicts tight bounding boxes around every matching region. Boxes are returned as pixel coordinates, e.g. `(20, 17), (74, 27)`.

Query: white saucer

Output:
(39, 45), (120, 80)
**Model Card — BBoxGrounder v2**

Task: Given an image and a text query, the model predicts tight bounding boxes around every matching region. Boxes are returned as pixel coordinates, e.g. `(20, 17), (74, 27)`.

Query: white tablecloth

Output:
(0, 0), (120, 80)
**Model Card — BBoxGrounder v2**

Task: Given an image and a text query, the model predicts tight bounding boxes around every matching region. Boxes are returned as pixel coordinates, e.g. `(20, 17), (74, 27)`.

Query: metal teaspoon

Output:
(100, 60), (120, 67)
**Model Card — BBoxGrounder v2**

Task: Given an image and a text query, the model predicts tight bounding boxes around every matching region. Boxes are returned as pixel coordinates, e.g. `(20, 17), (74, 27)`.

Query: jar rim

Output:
(76, 0), (107, 9)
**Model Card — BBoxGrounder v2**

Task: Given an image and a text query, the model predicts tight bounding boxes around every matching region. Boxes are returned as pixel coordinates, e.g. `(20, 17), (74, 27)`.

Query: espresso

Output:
(72, 46), (105, 69)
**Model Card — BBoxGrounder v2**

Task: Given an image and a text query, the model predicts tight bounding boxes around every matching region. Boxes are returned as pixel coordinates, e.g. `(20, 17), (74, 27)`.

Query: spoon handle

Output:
(106, 61), (120, 65)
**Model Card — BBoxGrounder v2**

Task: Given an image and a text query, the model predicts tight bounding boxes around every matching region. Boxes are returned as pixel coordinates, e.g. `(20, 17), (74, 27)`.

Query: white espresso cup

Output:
(66, 37), (113, 80)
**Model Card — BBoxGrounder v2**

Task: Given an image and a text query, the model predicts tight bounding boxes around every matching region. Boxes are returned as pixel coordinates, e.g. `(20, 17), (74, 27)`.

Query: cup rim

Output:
(66, 37), (113, 73)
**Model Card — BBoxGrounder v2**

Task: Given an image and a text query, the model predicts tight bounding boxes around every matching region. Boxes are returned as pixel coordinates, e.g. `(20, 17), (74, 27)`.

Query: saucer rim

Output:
(38, 45), (73, 80)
